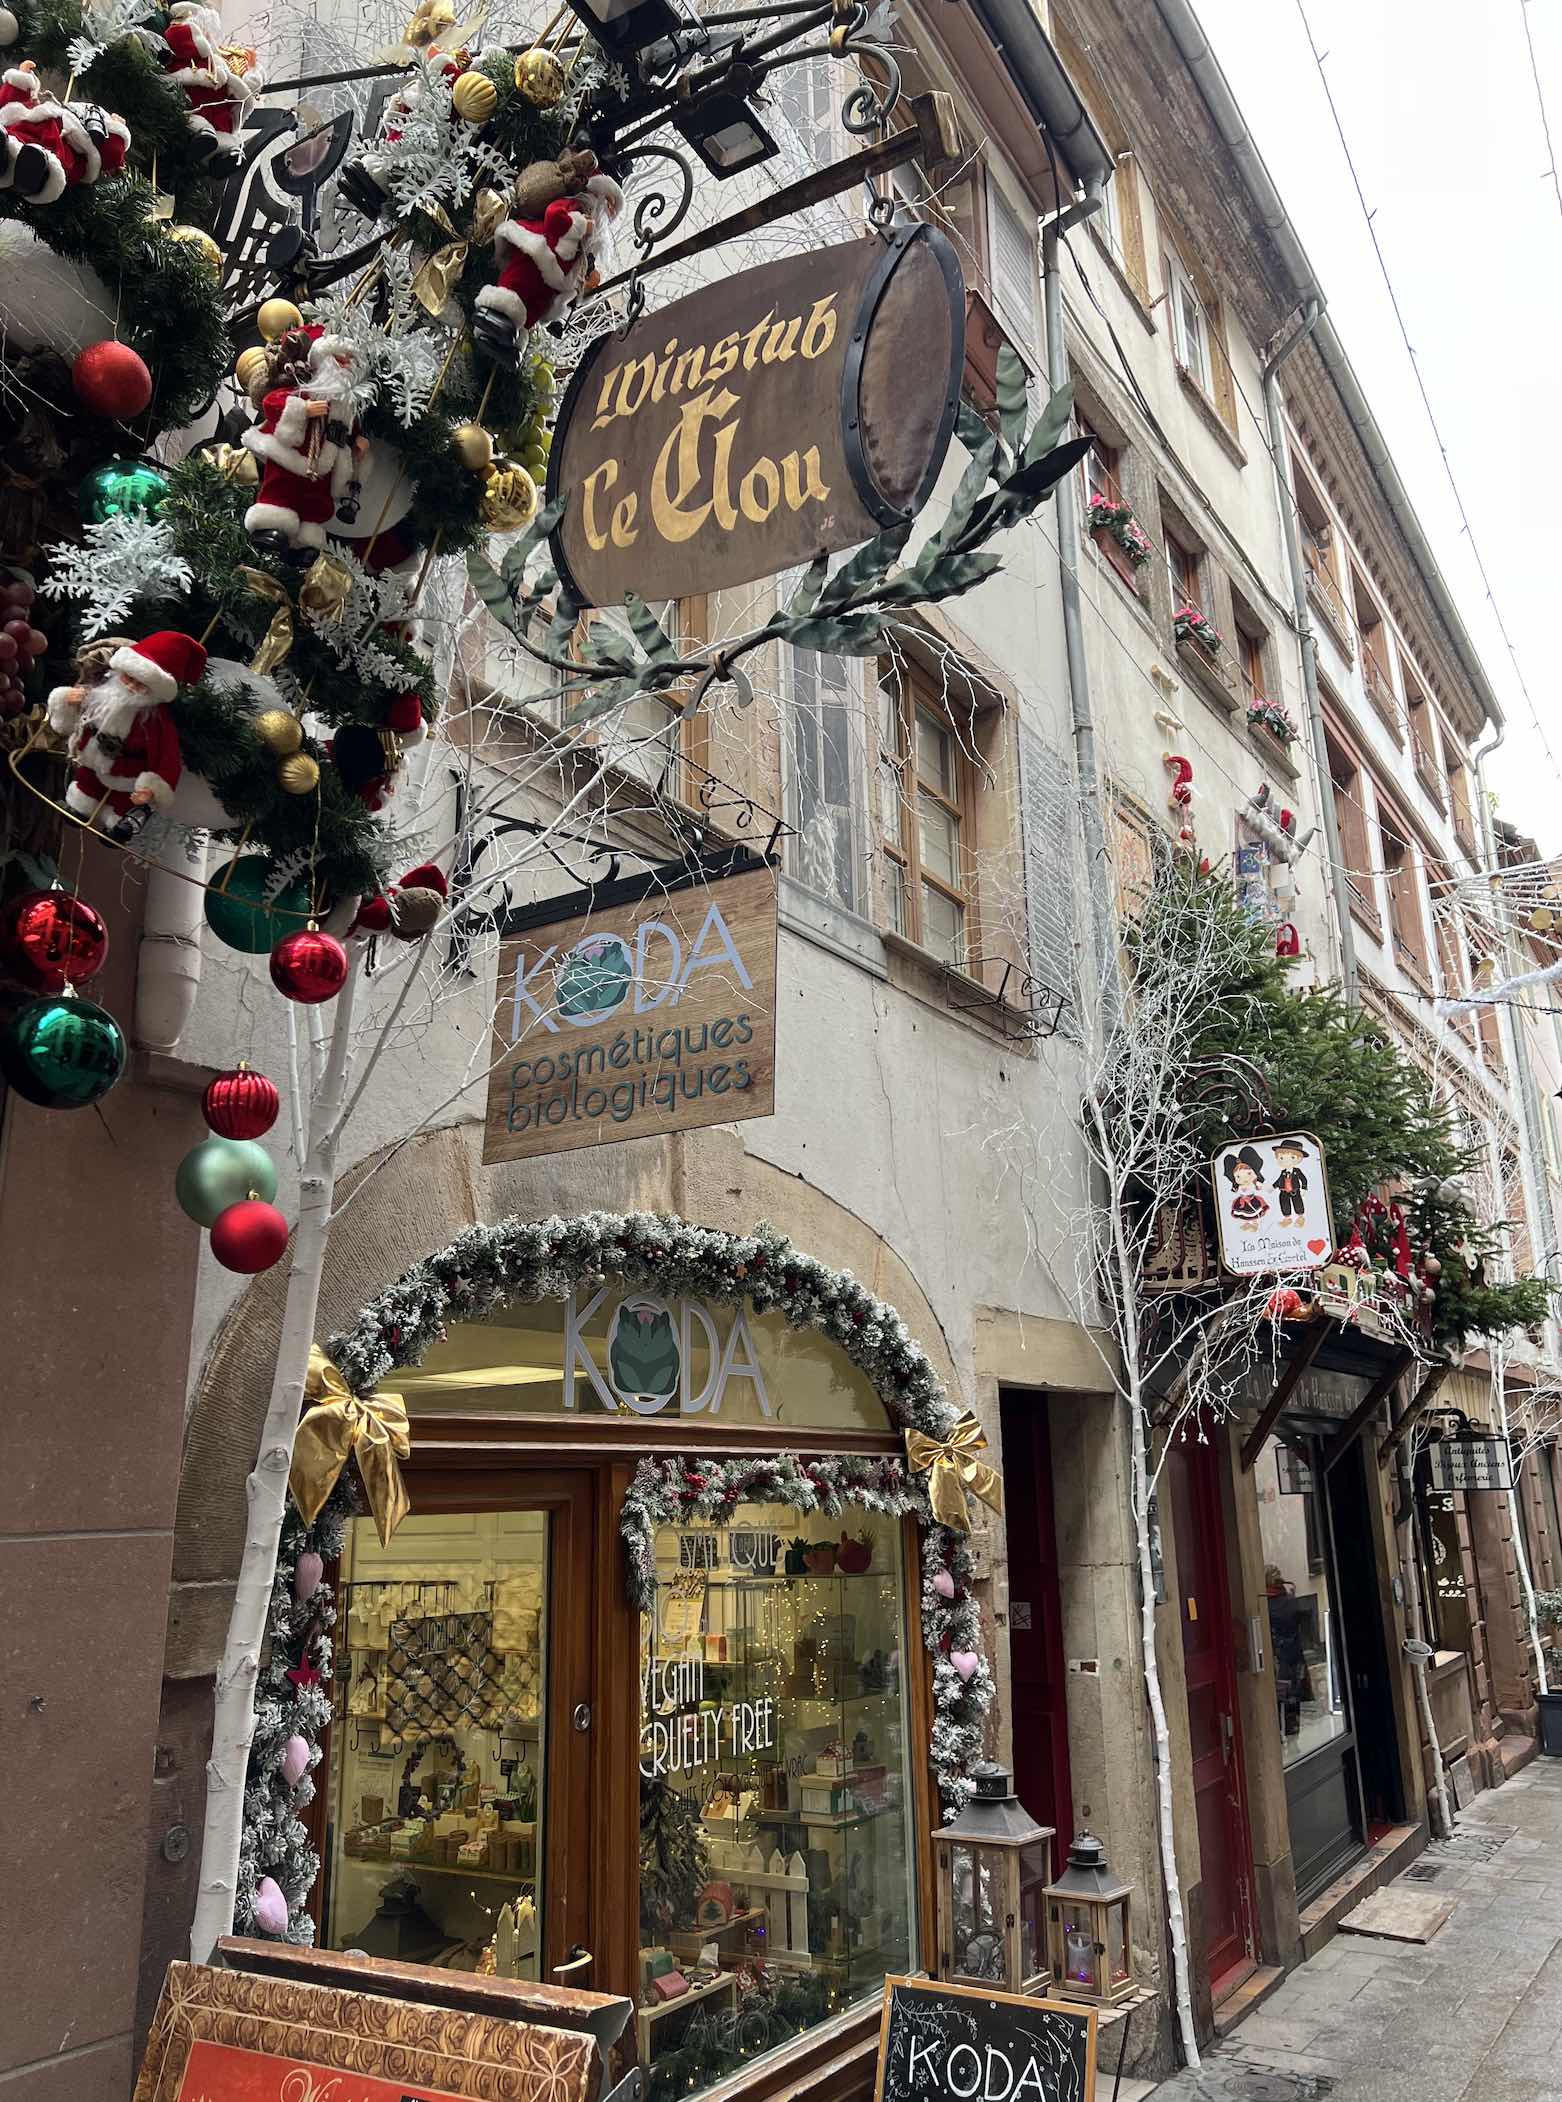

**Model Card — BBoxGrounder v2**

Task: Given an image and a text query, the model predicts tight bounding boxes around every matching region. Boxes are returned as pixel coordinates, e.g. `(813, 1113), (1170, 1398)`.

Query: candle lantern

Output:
(1044, 1830), (1134, 2003)
(932, 1761), (1054, 1994)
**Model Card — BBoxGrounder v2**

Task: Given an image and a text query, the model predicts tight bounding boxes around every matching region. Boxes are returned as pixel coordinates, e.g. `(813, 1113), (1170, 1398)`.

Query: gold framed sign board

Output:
(546, 226), (965, 606)
(482, 863), (777, 1164)
(134, 1958), (600, 2102)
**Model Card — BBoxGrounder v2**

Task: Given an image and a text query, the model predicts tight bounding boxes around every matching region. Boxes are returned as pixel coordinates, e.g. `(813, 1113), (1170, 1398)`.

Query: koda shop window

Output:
(638, 1501), (918, 2100)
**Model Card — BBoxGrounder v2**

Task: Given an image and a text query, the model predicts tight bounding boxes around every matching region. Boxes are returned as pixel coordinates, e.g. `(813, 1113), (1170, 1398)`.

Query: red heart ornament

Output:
(1307, 1238), (1327, 1255)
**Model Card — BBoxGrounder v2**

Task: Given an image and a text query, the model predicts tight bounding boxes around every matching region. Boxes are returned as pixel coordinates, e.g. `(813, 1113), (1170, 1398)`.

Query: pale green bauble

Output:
(176, 1135), (277, 1226)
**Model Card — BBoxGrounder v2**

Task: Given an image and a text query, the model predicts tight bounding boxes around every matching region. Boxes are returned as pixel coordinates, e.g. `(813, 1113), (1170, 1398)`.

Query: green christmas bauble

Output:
(78, 457), (171, 524)
(175, 1135), (278, 1226)
(0, 994), (126, 1109)
(204, 856), (312, 954)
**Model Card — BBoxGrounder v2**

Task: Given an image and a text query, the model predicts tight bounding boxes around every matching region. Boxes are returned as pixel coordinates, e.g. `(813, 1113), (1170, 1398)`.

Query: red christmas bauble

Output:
(203, 1064), (280, 1140)
(1, 889), (109, 992)
(210, 1197), (290, 1272)
(270, 927), (349, 1003)
(72, 341), (154, 419)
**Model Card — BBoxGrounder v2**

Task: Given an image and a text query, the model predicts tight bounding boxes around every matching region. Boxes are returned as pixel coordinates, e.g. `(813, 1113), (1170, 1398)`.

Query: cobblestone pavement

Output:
(1141, 1757), (1562, 2102)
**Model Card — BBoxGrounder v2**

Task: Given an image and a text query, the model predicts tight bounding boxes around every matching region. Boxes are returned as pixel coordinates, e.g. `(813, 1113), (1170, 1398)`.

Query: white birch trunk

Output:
(189, 962), (360, 1962)
(1129, 1396), (1201, 2070)
(1094, 1104), (1200, 2068)
(1395, 1442), (1454, 1839)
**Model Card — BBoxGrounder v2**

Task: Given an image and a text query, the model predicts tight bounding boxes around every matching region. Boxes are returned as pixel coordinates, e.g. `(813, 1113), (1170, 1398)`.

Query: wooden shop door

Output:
(318, 1469), (600, 1988)
(1166, 1435), (1257, 2003)
(999, 1394), (1074, 1850)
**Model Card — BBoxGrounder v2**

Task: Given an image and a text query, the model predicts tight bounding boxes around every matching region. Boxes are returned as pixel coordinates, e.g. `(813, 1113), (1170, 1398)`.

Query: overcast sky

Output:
(1193, 0), (1562, 853)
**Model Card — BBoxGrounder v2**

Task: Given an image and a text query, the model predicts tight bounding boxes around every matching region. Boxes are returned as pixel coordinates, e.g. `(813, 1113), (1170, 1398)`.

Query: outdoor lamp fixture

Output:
(565, 0), (686, 57)
(932, 1760), (1054, 1994)
(673, 84), (779, 177)
(1044, 1830), (1135, 2004)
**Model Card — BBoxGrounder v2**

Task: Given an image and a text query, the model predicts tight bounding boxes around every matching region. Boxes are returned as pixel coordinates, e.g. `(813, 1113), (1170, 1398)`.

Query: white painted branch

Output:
(190, 958), (361, 1961)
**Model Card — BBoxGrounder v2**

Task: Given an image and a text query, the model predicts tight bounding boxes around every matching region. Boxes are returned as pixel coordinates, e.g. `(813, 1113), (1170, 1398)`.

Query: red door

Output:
(1166, 1436), (1256, 2001)
(1000, 1395), (1073, 1849)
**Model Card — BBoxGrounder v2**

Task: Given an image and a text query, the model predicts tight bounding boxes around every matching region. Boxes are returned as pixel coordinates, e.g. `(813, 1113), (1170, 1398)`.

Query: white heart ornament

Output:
(931, 1569), (956, 1601)
(950, 1650), (980, 1683)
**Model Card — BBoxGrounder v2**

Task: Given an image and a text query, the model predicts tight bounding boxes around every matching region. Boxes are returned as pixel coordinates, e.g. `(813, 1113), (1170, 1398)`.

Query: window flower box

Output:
(1086, 495), (1151, 589)
(1172, 606), (1236, 709)
(1246, 701), (1300, 779)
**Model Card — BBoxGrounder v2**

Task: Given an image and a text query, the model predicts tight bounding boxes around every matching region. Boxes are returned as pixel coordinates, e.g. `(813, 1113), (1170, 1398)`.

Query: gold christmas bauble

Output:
(257, 297), (304, 343)
(514, 46), (565, 107)
(277, 752), (321, 796)
(1532, 906), (1556, 933)
(451, 421), (495, 472)
(168, 222), (223, 272)
(235, 344), (270, 392)
(482, 462), (538, 532)
(253, 708), (305, 756)
(404, 0), (455, 46)
(451, 68), (498, 123)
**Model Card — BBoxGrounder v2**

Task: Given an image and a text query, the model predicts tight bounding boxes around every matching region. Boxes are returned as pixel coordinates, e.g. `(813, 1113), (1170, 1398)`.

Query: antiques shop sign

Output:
(548, 227), (964, 604)
(1426, 1436), (1515, 1492)
(483, 866), (777, 1163)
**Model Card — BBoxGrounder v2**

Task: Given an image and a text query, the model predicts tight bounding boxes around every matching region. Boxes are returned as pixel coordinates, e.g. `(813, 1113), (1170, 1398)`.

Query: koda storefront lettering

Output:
(483, 866), (777, 1163)
(547, 229), (964, 604)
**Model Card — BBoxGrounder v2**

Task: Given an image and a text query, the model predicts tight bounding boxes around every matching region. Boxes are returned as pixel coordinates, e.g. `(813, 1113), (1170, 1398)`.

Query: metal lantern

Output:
(932, 1761), (1054, 1994)
(1044, 1830), (1135, 2004)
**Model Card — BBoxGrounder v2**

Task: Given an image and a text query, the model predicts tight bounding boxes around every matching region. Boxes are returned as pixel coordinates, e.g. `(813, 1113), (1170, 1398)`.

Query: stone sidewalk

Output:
(1137, 1757), (1562, 2102)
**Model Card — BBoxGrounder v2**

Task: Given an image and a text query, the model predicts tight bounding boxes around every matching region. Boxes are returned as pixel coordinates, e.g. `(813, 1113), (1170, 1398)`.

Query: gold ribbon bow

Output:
(905, 1412), (1004, 1532)
(238, 566), (295, 678)
(289, 1346), (412, 1548)
(410, 190), (507, 314)
(298, 552), (355, 625)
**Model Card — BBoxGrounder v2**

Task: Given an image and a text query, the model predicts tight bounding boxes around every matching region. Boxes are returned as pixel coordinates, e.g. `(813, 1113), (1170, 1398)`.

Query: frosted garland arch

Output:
(324, 1209), (995, 1809)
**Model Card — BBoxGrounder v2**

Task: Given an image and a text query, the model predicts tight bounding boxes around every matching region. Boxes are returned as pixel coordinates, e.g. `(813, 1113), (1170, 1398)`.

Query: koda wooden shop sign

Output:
(547, 225), (965, 605)
(483, 861), (777, 1163)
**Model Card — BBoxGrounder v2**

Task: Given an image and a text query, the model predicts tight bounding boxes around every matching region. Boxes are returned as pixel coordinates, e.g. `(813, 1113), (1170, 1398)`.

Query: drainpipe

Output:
(1041, 178), (1119, 1015)
(1261, 300), (1360, 1010)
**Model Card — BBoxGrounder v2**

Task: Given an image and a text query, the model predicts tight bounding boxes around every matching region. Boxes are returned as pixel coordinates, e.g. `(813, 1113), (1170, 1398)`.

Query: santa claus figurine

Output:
(0, 62), (129, 202)
(473, 149), (622, 364)
(243, 327), (369, 556)
(160, 1), (260, 161)
(47, 630), (208, 843)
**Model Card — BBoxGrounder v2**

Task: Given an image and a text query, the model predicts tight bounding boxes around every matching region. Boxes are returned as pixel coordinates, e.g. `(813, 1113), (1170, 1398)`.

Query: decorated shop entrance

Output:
(256, 1213), (998, 2102)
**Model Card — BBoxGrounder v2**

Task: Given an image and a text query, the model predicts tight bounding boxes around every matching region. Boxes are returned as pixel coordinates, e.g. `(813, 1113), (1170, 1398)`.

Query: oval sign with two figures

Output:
(546, 226), (965, 606)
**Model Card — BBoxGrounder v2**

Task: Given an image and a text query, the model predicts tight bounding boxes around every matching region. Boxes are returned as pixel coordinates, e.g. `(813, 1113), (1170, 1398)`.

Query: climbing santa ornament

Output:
(0, 61), (129, 201)
(47, 630), (207, 843)
(159, 2), (261, 161)
(243, 329), (369, 555)
(473, 149), (622, 364)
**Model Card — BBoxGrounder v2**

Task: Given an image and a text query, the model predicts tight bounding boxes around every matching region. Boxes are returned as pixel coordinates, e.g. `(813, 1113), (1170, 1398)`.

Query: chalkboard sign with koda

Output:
(874, 1977), (1097, 2102)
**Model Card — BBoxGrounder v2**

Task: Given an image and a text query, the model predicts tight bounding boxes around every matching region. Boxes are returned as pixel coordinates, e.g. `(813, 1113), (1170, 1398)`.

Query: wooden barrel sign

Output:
(547, 225), (965, 607)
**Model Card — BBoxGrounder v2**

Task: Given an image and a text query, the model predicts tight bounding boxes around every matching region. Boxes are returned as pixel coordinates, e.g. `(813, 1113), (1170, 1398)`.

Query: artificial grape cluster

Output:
(0, 578), (48, 718)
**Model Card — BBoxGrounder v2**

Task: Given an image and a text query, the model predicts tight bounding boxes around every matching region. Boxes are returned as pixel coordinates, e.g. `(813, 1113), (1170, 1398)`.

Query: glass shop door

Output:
(318, 1471), (596, 1984)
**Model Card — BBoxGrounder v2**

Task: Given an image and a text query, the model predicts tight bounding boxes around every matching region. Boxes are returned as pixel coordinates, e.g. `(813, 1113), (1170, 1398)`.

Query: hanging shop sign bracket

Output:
(590, 91), (965, 296)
